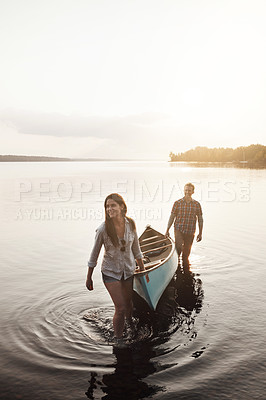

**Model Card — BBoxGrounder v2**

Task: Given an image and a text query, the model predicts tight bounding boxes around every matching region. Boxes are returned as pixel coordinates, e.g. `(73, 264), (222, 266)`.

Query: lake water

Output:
(0, 161), (265, 400)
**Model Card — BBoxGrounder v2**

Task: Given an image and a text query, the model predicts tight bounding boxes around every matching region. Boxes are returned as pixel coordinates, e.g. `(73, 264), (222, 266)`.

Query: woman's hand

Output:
(135, 265), (145, 272)
(136, 258), (145, 272)
(86, 277), (93, 291)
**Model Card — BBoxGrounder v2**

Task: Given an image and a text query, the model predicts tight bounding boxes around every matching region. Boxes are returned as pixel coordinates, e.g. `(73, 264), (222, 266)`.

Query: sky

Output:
(0, 0), (266, 160)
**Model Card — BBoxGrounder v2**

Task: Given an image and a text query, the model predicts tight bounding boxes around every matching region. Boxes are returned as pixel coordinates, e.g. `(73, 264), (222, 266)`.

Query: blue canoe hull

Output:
(133, 227), (177, 310)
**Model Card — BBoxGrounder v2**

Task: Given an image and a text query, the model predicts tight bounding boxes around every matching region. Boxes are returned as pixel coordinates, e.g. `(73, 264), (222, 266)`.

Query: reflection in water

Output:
(85, 268), (204, 399)
(86, 344), (163, 399)
(133, 267), (204, 337)
(169, 161), (266, 169)
(173, 267), (204, 313)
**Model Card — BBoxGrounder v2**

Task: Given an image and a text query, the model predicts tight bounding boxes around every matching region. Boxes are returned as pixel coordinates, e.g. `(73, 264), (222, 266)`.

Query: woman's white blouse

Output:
(87, 219), (143, 280)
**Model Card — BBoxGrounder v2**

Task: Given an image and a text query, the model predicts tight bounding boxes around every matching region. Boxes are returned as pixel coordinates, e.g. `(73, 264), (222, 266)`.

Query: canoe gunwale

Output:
(134, 235), (175, 277)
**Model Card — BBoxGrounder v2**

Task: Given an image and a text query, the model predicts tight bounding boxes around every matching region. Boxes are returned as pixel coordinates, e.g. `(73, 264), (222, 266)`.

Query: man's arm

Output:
(196, 214), (203, 242)
(165, 213), (175, 237)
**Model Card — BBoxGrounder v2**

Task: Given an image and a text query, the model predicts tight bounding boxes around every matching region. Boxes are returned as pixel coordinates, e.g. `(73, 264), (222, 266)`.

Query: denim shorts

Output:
(102, 273), (133, 283)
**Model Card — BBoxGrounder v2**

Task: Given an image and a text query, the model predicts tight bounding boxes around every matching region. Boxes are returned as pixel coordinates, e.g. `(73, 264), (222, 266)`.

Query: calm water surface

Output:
(0, 161), (265, 400)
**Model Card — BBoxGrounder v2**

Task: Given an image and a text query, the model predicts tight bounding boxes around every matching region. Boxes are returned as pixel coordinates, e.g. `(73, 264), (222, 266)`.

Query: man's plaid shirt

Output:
(171, 197), (202, 235)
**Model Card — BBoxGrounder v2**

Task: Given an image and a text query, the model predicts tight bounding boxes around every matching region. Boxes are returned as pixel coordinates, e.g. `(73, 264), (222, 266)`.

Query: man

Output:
(165, 183), (203, 271)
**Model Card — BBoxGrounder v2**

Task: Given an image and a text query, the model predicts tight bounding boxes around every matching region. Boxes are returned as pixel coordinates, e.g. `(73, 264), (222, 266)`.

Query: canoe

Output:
(133, 225), (177, 310)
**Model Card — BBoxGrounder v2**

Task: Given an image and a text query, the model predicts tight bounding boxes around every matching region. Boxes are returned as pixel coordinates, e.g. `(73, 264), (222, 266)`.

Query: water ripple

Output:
(2, 271), (206, 379)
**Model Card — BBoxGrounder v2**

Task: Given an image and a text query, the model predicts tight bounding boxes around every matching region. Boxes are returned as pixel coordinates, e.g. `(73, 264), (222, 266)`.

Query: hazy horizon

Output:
(0, 142), (265, 162)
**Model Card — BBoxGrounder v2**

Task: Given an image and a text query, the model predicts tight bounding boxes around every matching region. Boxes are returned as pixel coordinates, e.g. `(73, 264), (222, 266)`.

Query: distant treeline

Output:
(0, 155), (135, 162)
(0, 155), (71, 162)
(169, 144), (266, 163)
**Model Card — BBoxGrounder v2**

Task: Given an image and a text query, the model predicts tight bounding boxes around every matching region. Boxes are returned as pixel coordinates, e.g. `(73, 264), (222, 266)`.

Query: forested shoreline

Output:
(169, 144), (266, 165)
(0, 155), (122, 162)
(0, 155), (72, 162)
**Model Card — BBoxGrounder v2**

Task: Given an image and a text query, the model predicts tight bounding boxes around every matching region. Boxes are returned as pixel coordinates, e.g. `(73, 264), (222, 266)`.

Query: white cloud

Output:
(0, 119), (108, 158)
(0, 111), (176, 159)
(0, 110), (171, 138)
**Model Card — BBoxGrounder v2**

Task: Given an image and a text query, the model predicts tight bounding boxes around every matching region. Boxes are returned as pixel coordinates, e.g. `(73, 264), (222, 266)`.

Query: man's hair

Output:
(185, 182), (195, 191)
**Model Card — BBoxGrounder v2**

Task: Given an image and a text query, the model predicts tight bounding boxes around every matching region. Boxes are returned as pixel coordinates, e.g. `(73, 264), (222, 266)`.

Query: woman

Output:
(86, 193), (145, 341)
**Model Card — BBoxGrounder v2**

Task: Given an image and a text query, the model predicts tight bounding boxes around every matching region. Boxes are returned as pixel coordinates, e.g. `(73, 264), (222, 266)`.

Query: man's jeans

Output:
(174, 230), (194, 268)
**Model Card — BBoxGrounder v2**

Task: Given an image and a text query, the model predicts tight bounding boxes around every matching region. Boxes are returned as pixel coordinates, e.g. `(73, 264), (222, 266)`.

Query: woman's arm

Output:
(86, 228), (104, 290)
(136, 258), (145, 271)
(132, 229), (145, 271)
(86, 267), (94, 290)
(131, 230), (143, 258)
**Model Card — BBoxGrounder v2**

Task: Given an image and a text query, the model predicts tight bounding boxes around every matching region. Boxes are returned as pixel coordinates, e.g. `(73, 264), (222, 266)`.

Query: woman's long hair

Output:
(104, 193), (135, 246)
